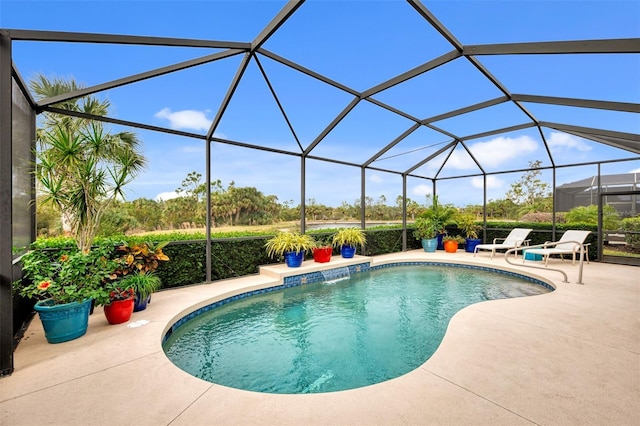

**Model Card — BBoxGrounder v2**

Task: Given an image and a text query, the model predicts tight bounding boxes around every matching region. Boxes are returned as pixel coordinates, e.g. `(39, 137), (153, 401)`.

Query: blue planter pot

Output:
(436, 233), (445, 250)
(465, 238), (482, 253)
(421, 238), (438, 253)
(284, 251), (304, 267)
(34, 298), (92, 344)
(134, 293), (152, 312)
(341, 245), (356, 258)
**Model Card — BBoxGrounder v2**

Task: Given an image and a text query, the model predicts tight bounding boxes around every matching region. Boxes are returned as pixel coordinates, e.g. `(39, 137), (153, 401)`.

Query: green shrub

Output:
(621, 217), (640, 250)
(566, 205), (620, 230)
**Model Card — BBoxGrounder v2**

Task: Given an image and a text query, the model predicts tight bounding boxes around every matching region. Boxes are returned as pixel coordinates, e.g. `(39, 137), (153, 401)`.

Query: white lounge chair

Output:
(523, 230), (591, 267)
(473, 228), (532, 259)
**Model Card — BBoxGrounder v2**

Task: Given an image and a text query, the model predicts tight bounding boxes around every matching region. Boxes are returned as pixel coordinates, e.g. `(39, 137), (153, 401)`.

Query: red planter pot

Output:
(313, 247), (333, 263)
(104, 298), (135, 324)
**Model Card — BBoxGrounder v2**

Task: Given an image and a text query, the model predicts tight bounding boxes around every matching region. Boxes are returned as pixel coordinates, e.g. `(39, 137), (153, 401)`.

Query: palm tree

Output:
(31, 75), (146, 253)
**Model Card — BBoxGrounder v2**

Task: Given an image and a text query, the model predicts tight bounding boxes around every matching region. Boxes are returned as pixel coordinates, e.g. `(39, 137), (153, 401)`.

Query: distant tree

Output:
(97, 201), (139, 236)
(35, 197), (63, 237)
(126, 198), (163, 231)
(162, 197), (201, 228)
(486, 198), (518, 220)
(462, 204), (484, 219)
(406, 198), (421, 221)
(172, 171), (203, 222)
(505, 160), (551, 213)
(306, 198), (322, 222)
(278, 200), (299, 221)
(176, 171), (206, 201)
(372, 195), (388, 220)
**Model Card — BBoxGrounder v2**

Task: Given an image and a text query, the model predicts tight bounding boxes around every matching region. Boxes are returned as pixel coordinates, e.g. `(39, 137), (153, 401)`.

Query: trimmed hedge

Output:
(23, 223), (600, 290)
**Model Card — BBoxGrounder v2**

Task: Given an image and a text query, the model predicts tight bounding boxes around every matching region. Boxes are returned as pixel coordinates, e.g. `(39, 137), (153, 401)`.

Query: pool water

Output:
(163, 265), (551, 394)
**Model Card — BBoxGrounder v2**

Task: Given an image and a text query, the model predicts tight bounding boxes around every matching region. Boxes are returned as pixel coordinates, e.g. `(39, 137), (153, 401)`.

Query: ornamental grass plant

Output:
(332, 228), (367, 248)
(265, 232), (317, 259)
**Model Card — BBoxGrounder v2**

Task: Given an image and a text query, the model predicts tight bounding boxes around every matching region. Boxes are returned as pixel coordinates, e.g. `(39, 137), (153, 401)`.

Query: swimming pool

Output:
(163, 263), (552, 394)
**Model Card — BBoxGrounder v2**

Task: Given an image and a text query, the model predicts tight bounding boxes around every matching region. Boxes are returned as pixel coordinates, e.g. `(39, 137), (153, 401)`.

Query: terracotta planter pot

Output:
(104, 298), (134, 324)
(443, 240), (459, 253)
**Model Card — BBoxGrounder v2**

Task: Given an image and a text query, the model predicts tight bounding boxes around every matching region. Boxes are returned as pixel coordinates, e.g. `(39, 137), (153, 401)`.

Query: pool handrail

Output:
(504, 241), (586, 284)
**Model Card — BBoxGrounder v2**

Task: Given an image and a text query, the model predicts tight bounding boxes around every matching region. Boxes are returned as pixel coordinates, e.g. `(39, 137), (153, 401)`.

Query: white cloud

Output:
(369, 174), (383, 183)
(464, 135), (539, 168)
(630, 168), (640, 173)
(154, 108), (212, 131)
(155, 191), (182, 201)
(446, 149), (476, 170)
(471, 175), (504, 189)
(546, 132), (591, 152)
(181, 145), (205, 154)
(412, 184), (432, 197)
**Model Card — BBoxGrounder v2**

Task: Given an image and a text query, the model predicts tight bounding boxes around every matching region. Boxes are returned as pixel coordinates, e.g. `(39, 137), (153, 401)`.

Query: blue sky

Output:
(2, 0), (639, 208)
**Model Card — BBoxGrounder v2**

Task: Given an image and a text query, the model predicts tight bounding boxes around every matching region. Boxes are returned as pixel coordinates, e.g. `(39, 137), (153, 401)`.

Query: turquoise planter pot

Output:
(421, 238), (438, 253)
(34, 298), (92, 344)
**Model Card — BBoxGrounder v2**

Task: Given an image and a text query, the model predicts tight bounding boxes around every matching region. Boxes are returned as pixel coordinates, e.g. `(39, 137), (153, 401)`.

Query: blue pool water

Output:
(163, 264), (551, 394)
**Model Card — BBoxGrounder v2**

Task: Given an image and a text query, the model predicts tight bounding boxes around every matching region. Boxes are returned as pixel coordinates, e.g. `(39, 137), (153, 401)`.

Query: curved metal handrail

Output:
(504, 241), (586, 284)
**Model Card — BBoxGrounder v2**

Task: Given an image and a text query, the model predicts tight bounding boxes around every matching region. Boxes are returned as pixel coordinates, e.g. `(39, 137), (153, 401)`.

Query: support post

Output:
(301, 156), (306, 233)
(205, 139), (212, 283)
(402, 174), (407, 251)
(0, 30), (14, 376)
(360, 167), (366, 228)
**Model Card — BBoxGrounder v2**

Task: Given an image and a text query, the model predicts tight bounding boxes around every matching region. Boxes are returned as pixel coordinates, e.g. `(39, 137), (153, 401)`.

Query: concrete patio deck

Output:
(1, 250), (639, 425)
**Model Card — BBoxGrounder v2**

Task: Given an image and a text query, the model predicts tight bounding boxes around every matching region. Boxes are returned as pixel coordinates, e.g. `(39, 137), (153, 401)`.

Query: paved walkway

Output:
(1, 250), (639, 425)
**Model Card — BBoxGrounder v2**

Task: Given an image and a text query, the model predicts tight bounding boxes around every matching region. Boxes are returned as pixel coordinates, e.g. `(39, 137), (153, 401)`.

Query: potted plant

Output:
(101, 284), (135, 325)
(113, 241), (169, 311)
(119, 271), (162, 312)
(412, 216), (440, 253)
(417, 196), (457, 250)
(456, 213), (482, 253)
(443, 235), (466, 253)
(265, 231), (316, 267)
(332, 228), (366, 258)
(14, 245), (116, 343)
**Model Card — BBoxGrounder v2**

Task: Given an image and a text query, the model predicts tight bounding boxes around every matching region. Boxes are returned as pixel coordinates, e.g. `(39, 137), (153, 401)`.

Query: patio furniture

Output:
(473, 228), (533, 259)
(523, 230), (591, 267)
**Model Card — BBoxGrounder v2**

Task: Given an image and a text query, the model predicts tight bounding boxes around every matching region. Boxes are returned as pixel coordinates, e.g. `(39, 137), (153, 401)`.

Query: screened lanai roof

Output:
(2, 0), (639, 207)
